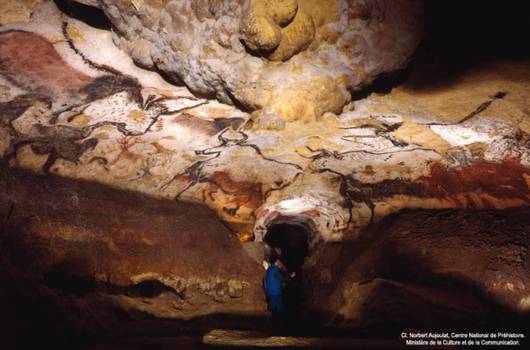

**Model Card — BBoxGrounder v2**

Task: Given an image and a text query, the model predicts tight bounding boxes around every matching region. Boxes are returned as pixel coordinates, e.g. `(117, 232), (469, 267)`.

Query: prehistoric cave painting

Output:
(322, 157), (530, 226)
(0, 22), (209, 174)
(421, 159), (530, 206)
(172, 113), (246, 137)
(202, 171), (264, 216)
(0, 29), (92, 98)
(4, 121), (121, 174)
(315, 165), (429, 226)
(0, 1), (528, 243)
(0, 94), (52, 144)
(162, 129), (302, 213)
(422, 91), (508, 126)
(303, 115), (439, 165)
(0, 81), (208, 173)
(282, 107), (529, 233)
(339, 118), (409, 147)
(0, 26), (145, 124)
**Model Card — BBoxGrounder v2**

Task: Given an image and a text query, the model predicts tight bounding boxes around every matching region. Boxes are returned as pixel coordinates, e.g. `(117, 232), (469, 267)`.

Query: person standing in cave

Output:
(263, 251), (295, 318)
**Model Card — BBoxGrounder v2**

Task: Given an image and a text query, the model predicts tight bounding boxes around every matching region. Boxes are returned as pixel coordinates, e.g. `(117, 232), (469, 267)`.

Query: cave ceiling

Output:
(1, 1), (528, 244)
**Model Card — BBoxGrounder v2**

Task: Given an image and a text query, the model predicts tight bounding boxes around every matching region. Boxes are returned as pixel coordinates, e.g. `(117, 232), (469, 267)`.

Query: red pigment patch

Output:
(203, 171), (263, 211)
(420, 159), (530, 203)
(304, 209), (321, 218)
(0, 31), (92, 95)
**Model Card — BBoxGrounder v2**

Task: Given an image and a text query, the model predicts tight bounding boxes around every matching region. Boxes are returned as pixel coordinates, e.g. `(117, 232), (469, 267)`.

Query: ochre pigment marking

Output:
(0, 30), (92, 95)
(421, 159), (530, 203)
(203, 171), (263, 214)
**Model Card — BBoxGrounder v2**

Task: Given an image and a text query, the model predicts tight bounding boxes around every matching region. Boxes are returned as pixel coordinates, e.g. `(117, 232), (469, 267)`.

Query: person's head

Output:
(275, 259), (286, 270)
(267, 251), (278, 264)
(265, 245), (280, 264)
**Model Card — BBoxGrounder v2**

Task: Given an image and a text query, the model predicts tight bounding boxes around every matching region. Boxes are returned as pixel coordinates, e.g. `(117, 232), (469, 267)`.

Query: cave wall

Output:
(0, 165), (266, 346)
(0, 0), (528, 244)
(303, 207), (530, 330)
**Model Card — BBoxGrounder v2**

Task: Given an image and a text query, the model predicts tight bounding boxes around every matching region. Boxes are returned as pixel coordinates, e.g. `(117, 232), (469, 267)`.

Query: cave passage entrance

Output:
(263, 222), (310, 318)
(264, 223), (310, 273)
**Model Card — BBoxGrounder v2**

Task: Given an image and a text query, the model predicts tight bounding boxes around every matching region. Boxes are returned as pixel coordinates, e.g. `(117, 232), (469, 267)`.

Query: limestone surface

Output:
(74, 0), (424, 126)
(0, 1), (528, 244)
(0, 0), (44, 25)
(0, 166), (266, 319)
(304, 208), (530, 327)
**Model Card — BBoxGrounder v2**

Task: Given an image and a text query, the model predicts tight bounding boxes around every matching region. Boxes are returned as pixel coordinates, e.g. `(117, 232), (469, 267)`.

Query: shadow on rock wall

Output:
(302, 207), (530, 334)
(1, 165), (529, 347)
(0, 165), (267, 348)
(405, 0), (530, 93)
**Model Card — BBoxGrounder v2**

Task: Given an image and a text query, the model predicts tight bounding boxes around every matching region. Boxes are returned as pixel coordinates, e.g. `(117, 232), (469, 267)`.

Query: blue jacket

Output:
(264, 264), (289, 296)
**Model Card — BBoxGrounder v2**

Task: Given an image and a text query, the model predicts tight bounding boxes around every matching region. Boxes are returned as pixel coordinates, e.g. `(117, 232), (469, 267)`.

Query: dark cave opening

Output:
(264, 222), (311, 319)
(264, 222), (310, 273)
(351, 0), (530, 101)
(423, 0), (530, 58)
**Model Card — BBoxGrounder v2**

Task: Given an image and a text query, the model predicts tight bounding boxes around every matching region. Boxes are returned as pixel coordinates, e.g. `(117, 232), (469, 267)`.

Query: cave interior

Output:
(0, 0), (529, 349)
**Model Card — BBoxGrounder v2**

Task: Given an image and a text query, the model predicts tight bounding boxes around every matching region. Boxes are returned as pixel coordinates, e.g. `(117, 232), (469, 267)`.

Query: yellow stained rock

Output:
(377, 60), (530, 126)
(391, 117), (451, 153)
(260, 76), (348, 124)
(240, 0), (282, 51)
(69, 114), (92, 126)
(129, 109), (147, 123)
(94, 132), (110, 140)
(144, 0), (167, 10)
(268, 9), (315, 61)
(240, 0), (339, 61)
(131, 0), (144, 11)
(66, 24), (86, 43)
(268, 0), (298, 26)
(0, 0), (43, 25)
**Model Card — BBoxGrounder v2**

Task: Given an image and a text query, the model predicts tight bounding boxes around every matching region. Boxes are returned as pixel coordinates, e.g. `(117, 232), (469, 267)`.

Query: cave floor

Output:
(87, 330), (402, 349)
(81, 317), (405, 349)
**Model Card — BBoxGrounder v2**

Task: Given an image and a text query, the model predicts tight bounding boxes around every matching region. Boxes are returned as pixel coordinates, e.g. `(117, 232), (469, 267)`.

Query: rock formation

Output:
(304, 207), (530, 328)
(0, 166), (265, 348)
(1, 166), (265, 318)
(73, 0), (424, 126)
(1, 0), (529, 241)
(0, 0), (44, 25)
(0, 0), (529, 346)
